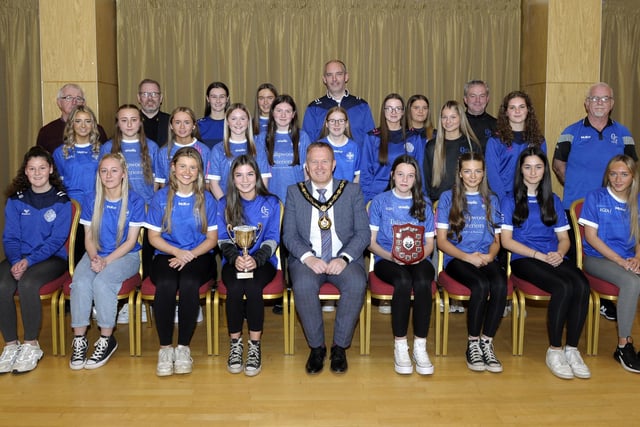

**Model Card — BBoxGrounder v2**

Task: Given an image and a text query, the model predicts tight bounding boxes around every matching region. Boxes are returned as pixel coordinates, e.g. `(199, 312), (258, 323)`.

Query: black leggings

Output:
(222, 262), (276, 334)
(511, 258), (590, 347)
(150, 253), (215, 346)
(444, 259), (506, 338)
(374, 259), (434, 338)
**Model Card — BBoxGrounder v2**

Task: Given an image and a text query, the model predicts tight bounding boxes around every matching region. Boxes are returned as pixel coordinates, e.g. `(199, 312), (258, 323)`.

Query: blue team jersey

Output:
(154, 139), (211, 185)
(3, 188), (71, 265)
(360, 129), (425, 203)
(197, 116), (225, 149)
(368, 190), (434, 263)
(145, 187), (218, 255)
(556, 118), (636, 210)
(436, 190), (502, 267)
(80, 190), (146, 257)
(257, 116), (269, 135)
(207, 139), (271, 196)
(302, 93), (375, 149)
(100, 139), (159, 205)
(256, 130), (310, 203)
(318, 136), (360, 182)
(579, 187), (639, 259)
(500, 194), (569, 261)
(216, 194), (281, 268)
(485, 133), (547, 202)
(53, 144), (100, 201)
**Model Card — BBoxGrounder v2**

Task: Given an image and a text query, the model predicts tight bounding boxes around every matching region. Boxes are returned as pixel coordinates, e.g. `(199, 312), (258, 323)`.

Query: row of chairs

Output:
(32, 198), (617, 360)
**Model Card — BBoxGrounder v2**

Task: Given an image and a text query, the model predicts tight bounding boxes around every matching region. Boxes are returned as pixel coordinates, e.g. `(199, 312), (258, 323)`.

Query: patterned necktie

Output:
(317, 188), (332, 262)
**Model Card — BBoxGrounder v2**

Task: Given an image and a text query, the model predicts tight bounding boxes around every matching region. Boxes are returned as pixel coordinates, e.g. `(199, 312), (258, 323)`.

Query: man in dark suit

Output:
(137, 78), (170, 146)
(283, 142), (370, 374)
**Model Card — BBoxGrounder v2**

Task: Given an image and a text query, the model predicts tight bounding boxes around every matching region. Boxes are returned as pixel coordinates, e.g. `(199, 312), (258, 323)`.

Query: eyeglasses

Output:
(139, 92), (161, 99)
(384, 106), (404, 113)
(59, 95), (85, 103)
(586, 96), (612, 103)
(327, 119), (346, 124)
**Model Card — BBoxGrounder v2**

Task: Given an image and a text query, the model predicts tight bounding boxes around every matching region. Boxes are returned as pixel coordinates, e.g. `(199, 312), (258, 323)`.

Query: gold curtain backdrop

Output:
(602, 0), (640, 140)
(116, 0), (521, 121)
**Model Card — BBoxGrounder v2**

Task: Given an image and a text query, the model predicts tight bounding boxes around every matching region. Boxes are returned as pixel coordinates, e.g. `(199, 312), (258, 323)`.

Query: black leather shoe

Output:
(330, 345), (348, 374)
(305, 346), (326, 374)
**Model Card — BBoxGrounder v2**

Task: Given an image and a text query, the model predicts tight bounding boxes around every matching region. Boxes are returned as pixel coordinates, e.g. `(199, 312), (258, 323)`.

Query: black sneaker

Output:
(466, 339), (486, 372)
(69, 336), (88, 370)
(272, 304), (283, 315)
(244, 340), (262, 377)
(600, 301), (617, 321)
(84, 336), (118, 370)
(614, 342), (640, 373)
(227, 338), (244, 374)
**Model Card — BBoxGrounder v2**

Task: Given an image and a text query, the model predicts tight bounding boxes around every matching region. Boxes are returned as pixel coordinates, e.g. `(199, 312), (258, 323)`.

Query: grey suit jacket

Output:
(283, 180), (370, 266)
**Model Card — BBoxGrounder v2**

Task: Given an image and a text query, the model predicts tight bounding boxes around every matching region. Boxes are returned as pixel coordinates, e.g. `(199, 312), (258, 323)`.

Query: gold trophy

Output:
(227, 224), (262, 279)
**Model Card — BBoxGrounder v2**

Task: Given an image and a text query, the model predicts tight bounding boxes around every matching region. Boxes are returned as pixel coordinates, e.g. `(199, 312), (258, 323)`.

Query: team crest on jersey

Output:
(610, 134), (619, 145)
(405, 142), (415, 153)
(260, 206), (270, 218)
(44, 209), (57, 222)
(346, 151), (355, 161)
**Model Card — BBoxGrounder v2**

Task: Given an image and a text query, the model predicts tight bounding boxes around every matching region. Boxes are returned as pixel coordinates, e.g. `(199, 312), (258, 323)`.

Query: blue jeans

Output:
(70, 252), (140, 329)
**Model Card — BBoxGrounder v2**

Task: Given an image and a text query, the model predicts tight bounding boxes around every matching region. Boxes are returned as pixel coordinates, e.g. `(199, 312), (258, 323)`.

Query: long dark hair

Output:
(252, 83), (278, 135)
(389, 154), (426, 222)
(6, 146), (65, 198)
(224, 155), (272, 227)
(512, 147), (557, 227)
(495, 90), (544, 148)
(111, 104), (154, 184)
(447, 152), (495, 242)
(265, 94), (301, 166)
(376, 93), (406, 165)
(405, 94), (434, 140)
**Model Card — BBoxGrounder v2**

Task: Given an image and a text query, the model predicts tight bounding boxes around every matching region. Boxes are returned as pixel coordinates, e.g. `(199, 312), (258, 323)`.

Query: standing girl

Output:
(69, 153), (145, 370)
(252, 83), (278, 136)
(501, 147), (591, 379)
(217, 155), (280, 376)
(258, 95), (311, 203)
(436, 152), (506, 373)
(145, 147), (218, 377)
(406, 94), (434, 141)
(360, 93), (424, 203)
(155, 107), (211, 190)
(485, 91), (546, 202)
(209, 103), (271, 200)
(318, 106), (361, 183)
(368, 155), (435, 375)
(423, 100), (481, 203)
(0, 147), (71, 374)
(198, 81), (230, 149)
(580, 155), (640, 373)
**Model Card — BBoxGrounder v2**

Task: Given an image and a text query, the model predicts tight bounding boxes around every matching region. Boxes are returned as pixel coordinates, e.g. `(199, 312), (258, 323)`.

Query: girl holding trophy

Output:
(368, 155), (436, 375)
(217, 155), (280, 377)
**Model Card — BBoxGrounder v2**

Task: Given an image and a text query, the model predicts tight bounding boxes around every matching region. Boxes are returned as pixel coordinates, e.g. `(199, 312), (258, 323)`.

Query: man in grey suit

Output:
(283, 142), (370, 374)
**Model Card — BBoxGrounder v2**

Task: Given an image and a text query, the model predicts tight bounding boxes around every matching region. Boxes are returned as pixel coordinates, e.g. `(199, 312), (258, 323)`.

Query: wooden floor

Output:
(2, 301), (640, 426)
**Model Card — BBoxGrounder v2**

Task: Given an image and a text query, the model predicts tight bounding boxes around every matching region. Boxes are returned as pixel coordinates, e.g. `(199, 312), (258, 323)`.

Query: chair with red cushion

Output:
(58, 228), (143, 357)
(135, 277), (214, 356)
(571, 198), (613, 355)
(365, 254), (441, 356)
(437, 249), (518, 356)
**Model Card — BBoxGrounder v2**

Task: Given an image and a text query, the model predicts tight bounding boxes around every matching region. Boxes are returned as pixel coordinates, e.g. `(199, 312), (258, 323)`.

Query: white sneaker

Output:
(394, 339), (413, 374)
(0, 343), (21, 374)
(117, 304), (146, 324)
(378, 301), (392, 314)
(196, 306), (203, 323)
(412, 338), (434, 375)
(565, 346), (591, 379)
(156, 347), (174, 377)
(174, 345), (193, 374)
(546, 347), (574, 379)
(12, 343), (43, 374)
(502, 303), (512, 318)
(322, 301), (336, 313)
(450, 301), (465, 313)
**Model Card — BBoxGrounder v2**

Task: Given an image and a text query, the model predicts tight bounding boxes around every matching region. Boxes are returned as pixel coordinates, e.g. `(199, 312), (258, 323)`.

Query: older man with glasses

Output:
(137, 78), (170, 147)
(36, 83), (107, 154)
(552, 82), (637, 322)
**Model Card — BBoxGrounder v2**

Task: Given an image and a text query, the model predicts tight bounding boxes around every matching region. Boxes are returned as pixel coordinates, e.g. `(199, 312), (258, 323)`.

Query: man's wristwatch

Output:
(340, 255), (350, 265)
